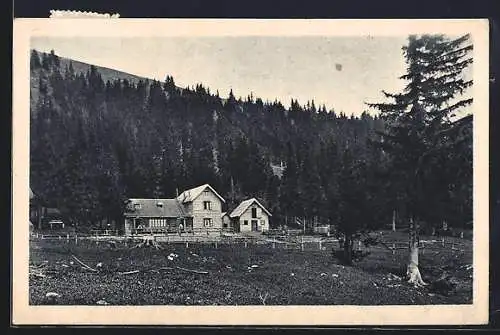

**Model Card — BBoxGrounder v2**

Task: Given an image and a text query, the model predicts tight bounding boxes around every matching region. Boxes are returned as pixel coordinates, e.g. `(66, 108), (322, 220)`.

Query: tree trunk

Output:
(37, 204), (42, 230)
(343, 234), (353, 266)
(392, 209), (396, 232)
(406, 217), (427, 287)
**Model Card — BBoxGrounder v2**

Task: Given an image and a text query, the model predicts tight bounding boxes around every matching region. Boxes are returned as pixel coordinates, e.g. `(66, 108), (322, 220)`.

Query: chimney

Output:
(176, 188), (179, 197)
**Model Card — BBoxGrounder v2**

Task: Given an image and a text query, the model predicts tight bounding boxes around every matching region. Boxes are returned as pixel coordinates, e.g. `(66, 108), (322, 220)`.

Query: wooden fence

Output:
(30, 230), (469, 255)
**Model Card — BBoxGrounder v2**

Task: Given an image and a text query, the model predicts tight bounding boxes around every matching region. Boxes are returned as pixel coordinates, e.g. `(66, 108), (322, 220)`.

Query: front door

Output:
(251, 220), (258, 231)
(233, 220), (240, 233)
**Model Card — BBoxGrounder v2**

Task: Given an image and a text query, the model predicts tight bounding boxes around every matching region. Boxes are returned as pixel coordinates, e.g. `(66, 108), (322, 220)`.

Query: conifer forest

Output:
(30, 34), (473, 245)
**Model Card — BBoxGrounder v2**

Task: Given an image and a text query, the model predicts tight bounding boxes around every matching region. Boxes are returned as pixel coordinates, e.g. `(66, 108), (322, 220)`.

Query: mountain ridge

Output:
(32, 49), (152, 84)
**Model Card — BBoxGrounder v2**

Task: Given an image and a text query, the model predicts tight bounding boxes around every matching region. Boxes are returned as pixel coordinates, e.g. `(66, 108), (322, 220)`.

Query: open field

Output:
(29, 231), (473, 305)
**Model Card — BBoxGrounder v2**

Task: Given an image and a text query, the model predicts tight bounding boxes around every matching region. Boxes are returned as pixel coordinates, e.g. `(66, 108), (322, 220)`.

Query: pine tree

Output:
(367, 34), (473, 286)
(30, 50), (41, 70)
(280, 142), (300, 221)
(64, 61), (75, 81)
(336, 149), (369, 265)
(49, 49), (61, 67)
(299, 150), (325, 221)
(41, 52), (51, 70)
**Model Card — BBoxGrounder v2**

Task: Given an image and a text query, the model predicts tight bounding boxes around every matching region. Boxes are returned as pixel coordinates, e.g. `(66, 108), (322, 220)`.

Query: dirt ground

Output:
(29, 232), (473, 306)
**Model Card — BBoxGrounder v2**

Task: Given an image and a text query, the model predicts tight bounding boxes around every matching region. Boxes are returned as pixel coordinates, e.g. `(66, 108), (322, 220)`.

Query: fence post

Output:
(215, 240), (218, 249)
(245, 240), (248, 248)
(319, 240), (322, 250)
(273, 237), (276, 249)
(392, 209), (396, 232)
(186, 241), (189, 249)
(442, 237), (445, 247)
(301, 236), (304, 252)
(75, 234), (78, 245)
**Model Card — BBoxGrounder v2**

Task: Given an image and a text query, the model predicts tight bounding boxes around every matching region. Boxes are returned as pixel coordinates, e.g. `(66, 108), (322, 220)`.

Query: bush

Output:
(330, 246), (371, 265)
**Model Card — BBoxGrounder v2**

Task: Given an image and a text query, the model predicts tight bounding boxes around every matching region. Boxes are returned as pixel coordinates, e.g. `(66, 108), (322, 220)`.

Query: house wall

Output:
(148, 217), (179, 230)
(222, 215), (231, 229)
(230, 217), (240, 232)
(183, 202), (193, 214)
(189, 190), (223, 230)
(238, 203), (270, 232)
(124, 217), (180, 235)
(124, 218), (133, 235)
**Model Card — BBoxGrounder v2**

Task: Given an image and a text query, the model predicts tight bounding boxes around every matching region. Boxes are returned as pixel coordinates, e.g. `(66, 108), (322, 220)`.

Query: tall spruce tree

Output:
(367, 34), (473, 286)
(30, 50), (41, 70)
(280, 142), (300, 222)
(336, 149), (370, 265)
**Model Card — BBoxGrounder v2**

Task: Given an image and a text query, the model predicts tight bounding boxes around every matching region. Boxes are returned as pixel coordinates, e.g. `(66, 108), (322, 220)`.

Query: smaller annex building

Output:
(229, 198), (271, 233)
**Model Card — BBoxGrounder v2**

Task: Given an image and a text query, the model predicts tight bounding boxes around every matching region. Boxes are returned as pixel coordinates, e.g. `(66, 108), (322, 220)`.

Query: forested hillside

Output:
(29, 48), (471, 233)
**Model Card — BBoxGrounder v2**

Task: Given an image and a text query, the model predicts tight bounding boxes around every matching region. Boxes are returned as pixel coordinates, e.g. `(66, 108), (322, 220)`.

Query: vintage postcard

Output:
(12, 18), (489, 325)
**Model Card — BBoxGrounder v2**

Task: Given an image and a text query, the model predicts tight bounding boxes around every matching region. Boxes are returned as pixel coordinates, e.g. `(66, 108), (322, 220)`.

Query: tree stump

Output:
(133, 235), (162, 249)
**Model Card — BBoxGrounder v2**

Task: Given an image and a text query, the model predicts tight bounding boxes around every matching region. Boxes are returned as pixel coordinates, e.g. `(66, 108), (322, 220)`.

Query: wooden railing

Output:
(129, 226), (235, 236)
(90, 229), (119, 236)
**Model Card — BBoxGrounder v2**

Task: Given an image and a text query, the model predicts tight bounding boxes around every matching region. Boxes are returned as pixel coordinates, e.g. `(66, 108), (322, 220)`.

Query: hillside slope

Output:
(28, 48), (470, 233)
(33, 49), (151, 83)
(30, 50), (152, 111)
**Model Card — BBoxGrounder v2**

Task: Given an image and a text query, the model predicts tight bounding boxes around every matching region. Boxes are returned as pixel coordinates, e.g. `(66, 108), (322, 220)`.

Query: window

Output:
(150, 219), (167, 228)
(251, 208), (257, 218)
(243, 220), (248, 225)
(204, 189), (210, 196)
(156, 202), (163, 208)
(134, 203), (141, 210)
(203, 201), (212, 210)
(203, 218), (213, 227)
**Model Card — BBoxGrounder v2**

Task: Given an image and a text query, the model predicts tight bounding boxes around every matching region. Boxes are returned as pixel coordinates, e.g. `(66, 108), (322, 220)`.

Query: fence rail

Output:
(128, 227), (235, 235)
(30, 230), (469, 254)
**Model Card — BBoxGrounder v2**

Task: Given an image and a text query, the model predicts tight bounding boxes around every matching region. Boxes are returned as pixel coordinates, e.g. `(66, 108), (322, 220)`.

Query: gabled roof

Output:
(177, 184), (225, 203)
(125, 199), (185, 218)
(229, 198), (272, 218)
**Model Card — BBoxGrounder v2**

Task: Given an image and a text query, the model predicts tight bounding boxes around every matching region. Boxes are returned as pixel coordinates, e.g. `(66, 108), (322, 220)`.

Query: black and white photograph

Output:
(12, 19), (489, 325)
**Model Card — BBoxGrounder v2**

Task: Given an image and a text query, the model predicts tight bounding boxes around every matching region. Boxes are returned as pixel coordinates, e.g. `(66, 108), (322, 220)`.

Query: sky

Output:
(32, 36), (411, 116)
